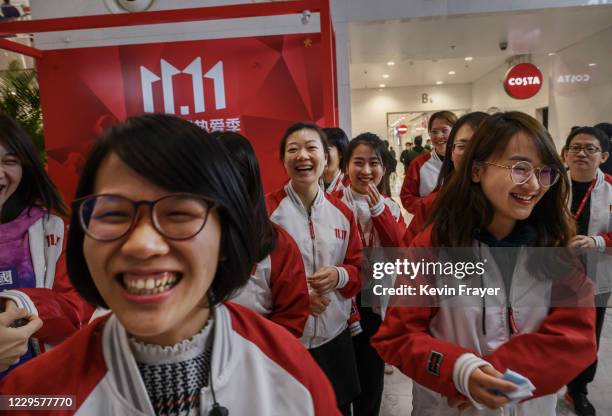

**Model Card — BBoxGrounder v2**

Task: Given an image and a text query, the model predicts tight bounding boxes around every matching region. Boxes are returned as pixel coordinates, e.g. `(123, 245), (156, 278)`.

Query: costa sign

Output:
(503, 63), (543, 99)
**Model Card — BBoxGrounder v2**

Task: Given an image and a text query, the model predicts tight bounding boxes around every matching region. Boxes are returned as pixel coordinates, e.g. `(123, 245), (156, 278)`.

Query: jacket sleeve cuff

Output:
(452, 353), (490, 410)
(0, 290), (39, 316)
(370, 200), (385, 217)
(592, 235), (605, 252)
(334, 266), (349, 289)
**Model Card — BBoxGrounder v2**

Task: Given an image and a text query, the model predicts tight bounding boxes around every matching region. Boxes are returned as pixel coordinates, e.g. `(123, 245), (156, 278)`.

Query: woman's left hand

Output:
(569, 235), (596, 248)
(366, 183), (383, 208)
(308, 267), (339, 294)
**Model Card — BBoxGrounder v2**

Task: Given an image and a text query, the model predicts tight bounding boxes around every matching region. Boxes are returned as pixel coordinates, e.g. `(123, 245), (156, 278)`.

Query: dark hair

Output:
(66, 114), (257, 308)
(414, 135), (423, 147)
(594, 122), (612, 139)
(429, 111), (574, 247)
(279, 122), (329, 161)
(346, 132), (388, 193)
(594, 123), (612, 175)
(565, 126), (610, 153)
(427, 110), (458, 132)
(323, 127), (349, 170)
(213, 131), (277, 262)
(436, 112), (489, 188)
(0, 113), (67, 223)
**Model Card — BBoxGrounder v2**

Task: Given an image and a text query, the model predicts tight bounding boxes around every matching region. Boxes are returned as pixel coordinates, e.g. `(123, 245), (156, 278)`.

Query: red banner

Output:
(37, 34), (326, 200)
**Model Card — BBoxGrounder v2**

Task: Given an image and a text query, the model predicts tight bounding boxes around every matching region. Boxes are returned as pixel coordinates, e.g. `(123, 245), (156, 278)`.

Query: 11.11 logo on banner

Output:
(140, 57), (226, 115)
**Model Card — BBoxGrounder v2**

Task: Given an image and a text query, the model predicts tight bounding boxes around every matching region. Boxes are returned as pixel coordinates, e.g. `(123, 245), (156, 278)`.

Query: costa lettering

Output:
(503, 63), (543, 99)
(557, 74), (591, 84)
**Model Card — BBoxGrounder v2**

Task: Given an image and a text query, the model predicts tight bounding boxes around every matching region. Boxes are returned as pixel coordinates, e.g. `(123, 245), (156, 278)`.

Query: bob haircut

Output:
(564, 126), (610, 153)
(323, 127), (349, 170)
(436, 111), (489, 188)
(427, 110), (458, 132)
(278, 122), (329, 162)
(213, 131), (277, 262)
(346, 132), (388, 193)
(66, 114), (258, 308)
(428, 111), (574, 247)
(0, 113), (67, 223)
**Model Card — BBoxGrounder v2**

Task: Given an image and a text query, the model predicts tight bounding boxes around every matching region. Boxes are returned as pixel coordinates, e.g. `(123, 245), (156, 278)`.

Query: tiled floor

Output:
(379, 311), (612, 415)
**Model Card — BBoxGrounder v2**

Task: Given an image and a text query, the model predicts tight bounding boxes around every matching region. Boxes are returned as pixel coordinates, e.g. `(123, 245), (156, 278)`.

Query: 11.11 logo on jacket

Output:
(139, 57), (226, 115)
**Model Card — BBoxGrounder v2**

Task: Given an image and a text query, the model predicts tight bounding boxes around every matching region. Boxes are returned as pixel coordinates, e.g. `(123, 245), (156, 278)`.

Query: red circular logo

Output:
(503, 63), (543, 99)
(397, 124), (408, 135)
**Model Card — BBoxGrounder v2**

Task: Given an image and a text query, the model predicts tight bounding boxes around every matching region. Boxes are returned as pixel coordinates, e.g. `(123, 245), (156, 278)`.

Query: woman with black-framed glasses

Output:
(373, 112), (597, 416)
(0, 114), (339, 416)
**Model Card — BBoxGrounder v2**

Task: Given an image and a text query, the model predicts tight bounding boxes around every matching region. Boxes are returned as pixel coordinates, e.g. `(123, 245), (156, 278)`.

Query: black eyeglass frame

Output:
(566, 144), (602, 155)
(73, 193), (217, 242)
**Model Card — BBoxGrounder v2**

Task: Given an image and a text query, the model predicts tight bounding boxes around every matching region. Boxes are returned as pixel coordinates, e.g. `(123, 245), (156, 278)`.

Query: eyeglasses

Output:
(480, 160), (559, 187)
(567, 144), (602, 155)
(429, 127), (452, 138)
(74, 193), (216, 241)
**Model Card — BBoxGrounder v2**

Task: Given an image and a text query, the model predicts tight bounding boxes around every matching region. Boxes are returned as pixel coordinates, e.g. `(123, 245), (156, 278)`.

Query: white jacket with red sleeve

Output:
(400, 151), (442, 214)
(0, 213), (93, 353)
(372, 226), (597, 416)
(232, 224), (310, 337)
(267, 183), (363, 349)
(0, 303), (340, 416)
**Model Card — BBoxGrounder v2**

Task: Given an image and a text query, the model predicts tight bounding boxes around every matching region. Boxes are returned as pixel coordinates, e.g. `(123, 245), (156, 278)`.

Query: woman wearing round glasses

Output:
(400, 110), (457, 214)
(374, 112), (596, 415)
(563, 126), (611, 416)
(0, 114), (338, 415)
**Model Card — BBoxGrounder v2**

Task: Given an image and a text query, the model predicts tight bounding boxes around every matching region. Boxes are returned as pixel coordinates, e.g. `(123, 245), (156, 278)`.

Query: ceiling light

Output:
(379, 84), (386, 88)
(464, 56), (473, 61)
(382, 74), (390, 78)
(448, 70), (456, 75)
(387, 61), (395, 66)
(588, 63), (597, 67)
(436, 81), (444, 85)
(548, 52), (556, 56)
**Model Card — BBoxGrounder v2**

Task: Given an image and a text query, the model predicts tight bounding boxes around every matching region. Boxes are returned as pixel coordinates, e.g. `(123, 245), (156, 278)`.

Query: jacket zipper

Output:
(308, 211), (319, 349)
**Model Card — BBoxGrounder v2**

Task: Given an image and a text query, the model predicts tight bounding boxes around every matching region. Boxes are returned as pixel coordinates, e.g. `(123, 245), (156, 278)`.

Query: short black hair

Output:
(594, 123), (612, 139)
(279, 122), (329, 161)
(323, 127), (349, 170)
(0, 113), (67, 223)
(565, 126), (609, 153)
(213, 131), (277, 262)
(414, 135), (423, 147)
(67, 114), (257, 308)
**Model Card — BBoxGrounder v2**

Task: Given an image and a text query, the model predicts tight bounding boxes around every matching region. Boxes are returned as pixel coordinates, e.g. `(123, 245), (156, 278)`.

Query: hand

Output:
(447, 397), (472, 411)
(0, 301), (43, 371)
(308, 267), (339, 294)
(467, 366), (517, 410)
(308, 292), (330, 317)
(569, 235), (596, 248)
(366, 183), (383, 208)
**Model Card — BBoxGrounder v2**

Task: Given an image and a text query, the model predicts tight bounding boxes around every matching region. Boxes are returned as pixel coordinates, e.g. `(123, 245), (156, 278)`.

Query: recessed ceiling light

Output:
(382, 74), (390, 78)
(436, 81), (444, 85)
(548, 52), (556, 56)
(588, 63), (597, 67)
(448, 70), (456, 75)
(387, 61), (395, 66)
(379, 84), (386, 88)
(464, 56), (473, 61)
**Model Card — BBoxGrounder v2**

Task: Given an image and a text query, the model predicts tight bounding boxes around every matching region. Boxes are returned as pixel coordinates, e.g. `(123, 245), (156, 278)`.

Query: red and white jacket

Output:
(232, 224), (309, 337)
(372, 226), (597, 416)
(267, 183), (363, 348)
(321, 170), (350, 194)
(0, 303), (340, 416)
(403, 190), (438, 246)
(0, 213), (93, 353)
(400, 151), (442, 214)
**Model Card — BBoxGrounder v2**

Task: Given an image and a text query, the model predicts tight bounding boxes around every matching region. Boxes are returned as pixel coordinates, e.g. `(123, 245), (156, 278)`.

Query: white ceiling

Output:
(349, 5), (612, 89)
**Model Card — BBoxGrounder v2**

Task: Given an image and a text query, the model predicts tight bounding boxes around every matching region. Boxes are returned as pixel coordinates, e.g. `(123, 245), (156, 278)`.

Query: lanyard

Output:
(572, 179), (596, 220)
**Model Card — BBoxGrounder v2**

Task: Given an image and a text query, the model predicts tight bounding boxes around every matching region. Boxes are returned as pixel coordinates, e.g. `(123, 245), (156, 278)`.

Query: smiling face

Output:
(566, 133), (609, 182)
(472, 132), (550, 238)
(429, 118), (453, 156)
(283, 128), (327, 187)
(83, 153), (221, 346)
(0, 142), (22, 217)
(347, 144), (386, 194)
(451, 124), (475, 168)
